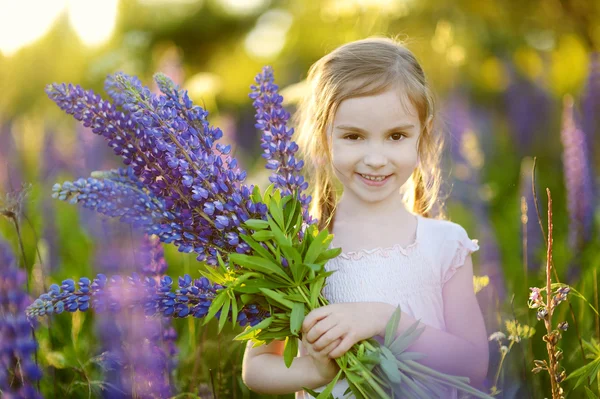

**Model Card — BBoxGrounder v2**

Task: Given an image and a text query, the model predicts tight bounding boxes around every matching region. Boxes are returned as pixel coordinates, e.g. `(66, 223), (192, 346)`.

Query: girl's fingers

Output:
(321, 338), (342, 358)
(328, 334), (354, 359)
(313, 325), (345, 352)
(306, 317), (337, 344)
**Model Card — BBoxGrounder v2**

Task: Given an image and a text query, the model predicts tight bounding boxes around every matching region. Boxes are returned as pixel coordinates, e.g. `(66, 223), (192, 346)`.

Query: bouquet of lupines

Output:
(26, 67), (493, 399)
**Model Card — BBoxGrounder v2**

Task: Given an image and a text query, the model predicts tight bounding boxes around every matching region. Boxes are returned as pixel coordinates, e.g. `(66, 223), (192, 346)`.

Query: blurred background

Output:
(0, 0), (599, 398)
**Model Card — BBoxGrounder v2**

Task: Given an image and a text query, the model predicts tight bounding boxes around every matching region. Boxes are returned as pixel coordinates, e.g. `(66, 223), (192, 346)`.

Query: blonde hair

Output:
(293, 37), (445, 231)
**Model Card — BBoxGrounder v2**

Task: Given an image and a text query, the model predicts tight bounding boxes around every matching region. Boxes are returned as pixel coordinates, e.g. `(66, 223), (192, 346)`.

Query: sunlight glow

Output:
(216, 0), (269, 16)
(244, 9), (292, 60)
(68, 0), (119, 47)
(0, 0), (120, 56)
(0, 0), (67, 56)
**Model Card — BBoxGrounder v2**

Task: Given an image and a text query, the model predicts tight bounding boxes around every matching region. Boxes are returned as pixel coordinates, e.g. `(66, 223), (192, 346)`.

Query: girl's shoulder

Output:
(419, 216), (475, 245)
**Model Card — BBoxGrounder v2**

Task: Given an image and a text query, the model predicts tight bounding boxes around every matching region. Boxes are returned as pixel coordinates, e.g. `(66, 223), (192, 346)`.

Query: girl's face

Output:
(329, 87), (421, 208)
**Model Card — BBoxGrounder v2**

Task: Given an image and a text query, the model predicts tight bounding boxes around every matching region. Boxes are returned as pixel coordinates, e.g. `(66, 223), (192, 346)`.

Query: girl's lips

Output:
(356, 173), (392, 187)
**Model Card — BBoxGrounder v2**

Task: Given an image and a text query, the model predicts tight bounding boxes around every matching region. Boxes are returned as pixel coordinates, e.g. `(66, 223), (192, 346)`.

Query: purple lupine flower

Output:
(0, 239), (43, 399)
(560, 96), (595, 253)
(504, 66), (552, 153)
(27, 273), (268, 328)
(46, 73), (269, 266)
(138, 234), (168, 277)
(250, 66), (315, 228)
(581, 52), (599, 162)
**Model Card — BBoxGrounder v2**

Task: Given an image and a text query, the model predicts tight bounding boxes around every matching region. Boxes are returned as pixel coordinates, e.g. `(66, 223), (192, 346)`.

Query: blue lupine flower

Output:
(0, 239), (43, 399)
(560, 96), (595, 253)
(250, 66), (315, 228)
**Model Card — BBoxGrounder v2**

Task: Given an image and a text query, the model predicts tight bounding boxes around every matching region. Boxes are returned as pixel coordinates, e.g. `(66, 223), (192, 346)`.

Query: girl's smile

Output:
(356, 172), (393, 186)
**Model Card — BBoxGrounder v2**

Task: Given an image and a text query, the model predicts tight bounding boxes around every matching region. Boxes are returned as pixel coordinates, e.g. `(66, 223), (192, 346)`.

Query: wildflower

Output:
(250, 66), (315, 229)
(505, 319), (535, 343)
(0, 239), (43, 398)
(528, 287), (544, 308)
(488, 332), (506, 342)
(558, 321), (569, 331)
(536, 307), (548, 321)
(560, 95), (595, 253)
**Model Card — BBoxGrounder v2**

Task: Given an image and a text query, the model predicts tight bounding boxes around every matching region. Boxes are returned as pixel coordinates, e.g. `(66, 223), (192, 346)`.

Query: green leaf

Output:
(233, 317), (273, 341)
(259, 288), (296, 310)
(238, 233), (276, 264)
(251, 185), (262, 203)
(290, 302), (305, 335)
(45, 351), (68, 369)
(264, 183), (274, 198)
(231, 294), (238, 328)
(315, 248), (343, 263)
(565, 357), (600, 389)
(304, 228), (329, 264)
(218, 295), (231, 333)
(385, 306), (402, 347)
(270, 195), (286, 230)
(284, 293), (305, 302)
(316, 369), (343, 398)
(283, 195), (298, 232)
(197, 265), (227, 285)
(229, 253), (290, 281)
(389, 320), (425, 355)
(203, 290), (228, 326)
(244, 218), (269, 230)
(380, 355), (402, 384)
(251, 230), (275, 241)
(267, 215), (293, 247)
(283, 336), (299, 368)
(584, 387), (597, 399)
(310, 277), (325, 309)
(235, 279), (282, 294)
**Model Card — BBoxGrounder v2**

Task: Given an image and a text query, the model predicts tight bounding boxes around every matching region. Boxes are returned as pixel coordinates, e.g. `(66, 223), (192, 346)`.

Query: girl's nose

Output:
(363, 151), (389, 168)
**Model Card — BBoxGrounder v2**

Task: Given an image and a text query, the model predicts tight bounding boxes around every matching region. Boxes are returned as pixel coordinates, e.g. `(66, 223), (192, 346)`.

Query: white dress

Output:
(296, 215), (480, 399)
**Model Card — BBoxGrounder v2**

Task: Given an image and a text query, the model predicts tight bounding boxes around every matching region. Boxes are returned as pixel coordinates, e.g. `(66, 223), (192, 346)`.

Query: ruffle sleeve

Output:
(441, 224), (479, 285)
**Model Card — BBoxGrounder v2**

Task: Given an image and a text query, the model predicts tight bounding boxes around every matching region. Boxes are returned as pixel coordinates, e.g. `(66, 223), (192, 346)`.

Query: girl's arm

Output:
(375, 254), (489, 388)
(241, 339), (335, 394)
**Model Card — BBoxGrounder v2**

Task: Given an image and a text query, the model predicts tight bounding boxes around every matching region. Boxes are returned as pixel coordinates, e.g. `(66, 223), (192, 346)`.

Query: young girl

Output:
(241, 37), (489, 399)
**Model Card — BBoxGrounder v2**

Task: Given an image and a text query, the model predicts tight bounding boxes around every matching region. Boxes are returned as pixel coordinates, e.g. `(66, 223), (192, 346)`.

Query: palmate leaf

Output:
(202, 290), (229, 326)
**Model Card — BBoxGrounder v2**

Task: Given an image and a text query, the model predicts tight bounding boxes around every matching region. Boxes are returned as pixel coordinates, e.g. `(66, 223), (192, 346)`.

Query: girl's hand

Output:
(301, 331), (341, 383)
(302, 302), (390, 359)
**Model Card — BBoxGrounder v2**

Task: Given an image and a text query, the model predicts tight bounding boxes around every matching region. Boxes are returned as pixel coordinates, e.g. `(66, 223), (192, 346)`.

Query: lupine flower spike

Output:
(0, 239), (43, 399)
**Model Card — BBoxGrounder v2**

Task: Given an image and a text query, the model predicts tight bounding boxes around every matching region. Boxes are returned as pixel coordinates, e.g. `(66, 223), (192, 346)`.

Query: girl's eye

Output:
(390, 133), (405, 141)
(344, 134), (361, 140)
